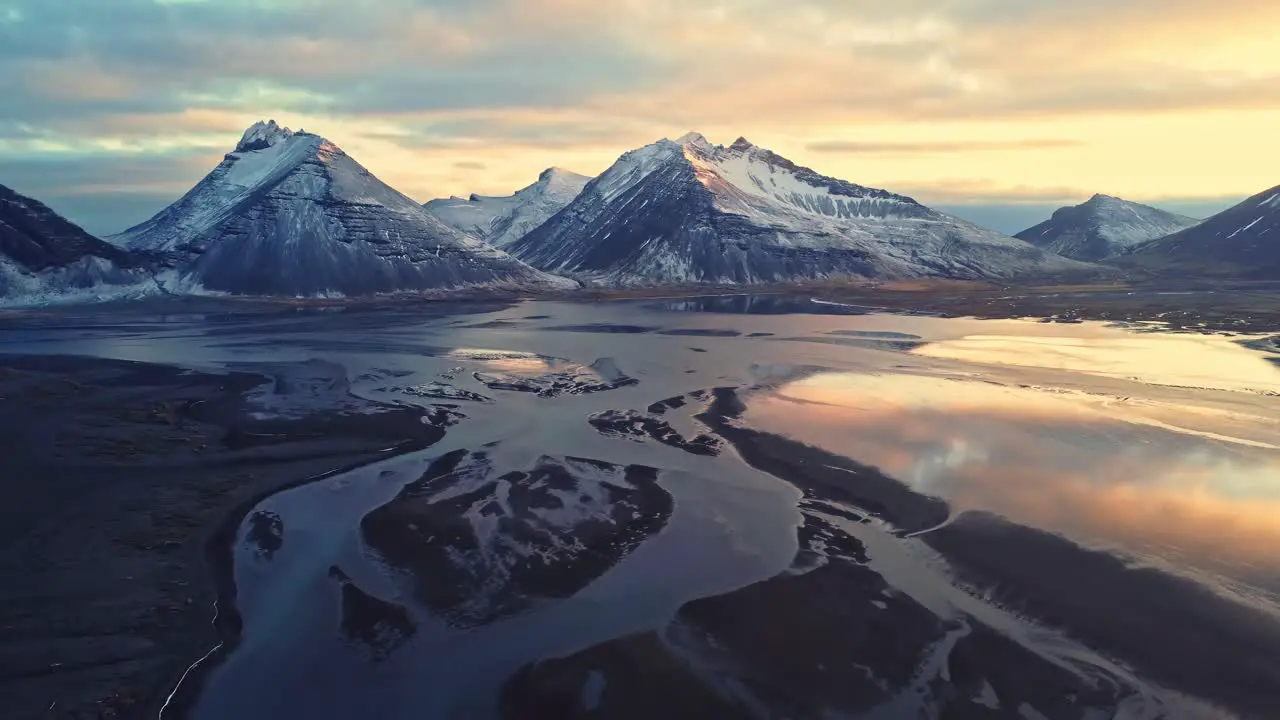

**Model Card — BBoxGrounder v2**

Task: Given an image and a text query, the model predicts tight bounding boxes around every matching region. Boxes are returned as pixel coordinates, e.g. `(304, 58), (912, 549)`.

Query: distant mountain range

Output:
(2, 122), (1276, 305)
(507, 133), (1092, 284)
(1015, 194), (1200, 261)
(424, 167), (590, 248)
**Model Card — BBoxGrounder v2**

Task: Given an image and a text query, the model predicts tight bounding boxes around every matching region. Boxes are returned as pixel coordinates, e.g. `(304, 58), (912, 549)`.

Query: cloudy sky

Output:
(1, 0), (1276, 236)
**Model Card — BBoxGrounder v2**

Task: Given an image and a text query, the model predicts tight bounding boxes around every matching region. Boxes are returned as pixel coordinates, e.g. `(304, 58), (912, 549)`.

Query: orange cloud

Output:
(8, 0), (1280, 214)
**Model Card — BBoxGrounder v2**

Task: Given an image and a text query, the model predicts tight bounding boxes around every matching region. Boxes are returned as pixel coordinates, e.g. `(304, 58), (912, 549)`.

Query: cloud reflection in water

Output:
(746, 372), (1280, 603)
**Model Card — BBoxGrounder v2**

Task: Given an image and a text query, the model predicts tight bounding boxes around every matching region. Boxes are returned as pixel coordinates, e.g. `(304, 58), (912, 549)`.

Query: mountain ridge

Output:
(1, 183), (153, 303)
(113, 120), (572, 297)
(424, 167), (590, 248)
(1122, 184), (1280, 278)
(1015, 194), (1199, 261)
(509, 132), (1099, 285)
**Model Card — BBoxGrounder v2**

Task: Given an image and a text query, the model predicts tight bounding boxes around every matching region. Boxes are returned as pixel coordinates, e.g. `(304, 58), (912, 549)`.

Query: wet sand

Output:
(0, 355), (448, 719)
(502, 378), (1280, 718)
(924, 512), (1280, 719)
(2, 294), (1278, 720)
(499, 516), (1131, 720)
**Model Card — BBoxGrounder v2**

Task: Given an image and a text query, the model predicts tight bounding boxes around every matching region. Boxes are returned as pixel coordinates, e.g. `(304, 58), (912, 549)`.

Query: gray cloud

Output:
(0, 152), (219, 234)
(0, 0), (674, 126)
(452, 161), (487, 171)
(364, 117), (657, 152)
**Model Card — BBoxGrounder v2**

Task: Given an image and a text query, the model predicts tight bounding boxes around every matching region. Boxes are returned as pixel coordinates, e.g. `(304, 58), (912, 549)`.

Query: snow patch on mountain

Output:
(0, 256), (157, 307)
(424, 167), (590, 248)
(1015, 194), (1200, 261)
(1124, 183), (1280, 278)
(510, 133), (1097, 285)
(674, 131), (711, 147)
(235, 119), (295, 152)
(112, 122), (575, 297)
(0, 183), (155, 305)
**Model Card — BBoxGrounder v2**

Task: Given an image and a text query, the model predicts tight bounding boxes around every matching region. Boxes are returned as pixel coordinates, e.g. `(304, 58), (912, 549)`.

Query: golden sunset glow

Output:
(3, 0), (1277, 234)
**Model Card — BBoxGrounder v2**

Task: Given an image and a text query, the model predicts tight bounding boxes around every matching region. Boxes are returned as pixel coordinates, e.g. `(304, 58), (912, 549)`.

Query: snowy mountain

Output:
(0, 183), (153, 304)
(112, 120), (572, 297)
(508, 133), (1097, 285)
(1015, 194), (1199, 261)
(1124, 184), (1280, 278)
(424, 167), (590, 248)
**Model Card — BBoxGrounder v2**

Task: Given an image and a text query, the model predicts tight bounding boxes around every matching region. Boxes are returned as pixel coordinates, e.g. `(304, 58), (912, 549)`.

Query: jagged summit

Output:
(1016, 195), (1199, 261)
(235, 119), (295, 153)
(673, 131), (710, 147)
(112, 125), (568, 296)
(509, 133), (1093, 285)
(424, 167), (591, 249)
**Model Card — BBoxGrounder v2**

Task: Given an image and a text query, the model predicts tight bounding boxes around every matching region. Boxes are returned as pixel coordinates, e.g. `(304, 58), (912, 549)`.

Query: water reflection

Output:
(745, 372), (1280, 602)
(445, 348), (556, 374)
(652, 295), (872, 315)
(914, 334), (1280, 394)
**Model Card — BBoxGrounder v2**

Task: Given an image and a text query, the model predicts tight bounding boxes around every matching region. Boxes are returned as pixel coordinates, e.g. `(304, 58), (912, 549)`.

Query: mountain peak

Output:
(508, 133), (1084, 285)
(1017, 194), (1200, 261)
(538, 166), (579, 182)
(673, 131), (710, 147)
(424, 167), (591, 249)
(112, 123), (565, 296)
(235, 119), (295, 153)
(1085, 193), (1122, 205)
(534, 167), (590, 196)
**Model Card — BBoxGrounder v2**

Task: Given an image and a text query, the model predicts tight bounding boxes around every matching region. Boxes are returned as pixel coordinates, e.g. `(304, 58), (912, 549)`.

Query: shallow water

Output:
(746, 371), (1280, 605)
(2, 296), (1277, 719)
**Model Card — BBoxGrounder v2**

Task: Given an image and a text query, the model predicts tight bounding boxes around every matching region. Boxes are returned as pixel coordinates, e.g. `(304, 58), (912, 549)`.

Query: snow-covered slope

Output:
(0, 183), (153, 304)
(1123, 184), (1280, 278)
(424, 167), (590, 248)
(112, 120), (573, 297)
(1015, 194), (1200, 261)
(509, 133), (1097, 285)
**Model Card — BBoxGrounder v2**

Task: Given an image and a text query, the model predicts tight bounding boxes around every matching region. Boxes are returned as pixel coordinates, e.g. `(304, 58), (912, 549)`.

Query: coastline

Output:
(6, 279), (1280, 335)
(150, 438), (437, 720)
(0, 355), (448, 719)
(2, 291), (1278, 719)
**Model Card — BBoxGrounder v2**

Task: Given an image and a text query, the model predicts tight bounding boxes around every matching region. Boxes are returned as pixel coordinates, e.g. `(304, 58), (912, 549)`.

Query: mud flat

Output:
(0, 355), (449, 719)
(3, 295), (1278, 720)
(922, 512), (1280, 719)
(499, 513), (1134, 719)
